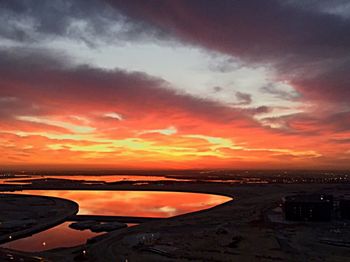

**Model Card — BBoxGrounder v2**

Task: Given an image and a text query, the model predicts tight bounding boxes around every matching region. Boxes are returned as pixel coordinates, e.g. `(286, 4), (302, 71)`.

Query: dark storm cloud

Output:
(292, 58), (350, 104)
(285, 0), (350, 18)
(3, 0), (349, 106)
(245, 106), (272, 116)
(0, 96), (39, 119)
(0, 48), (256, 127)
(0, 0), (109, 42)
(324, 111), (350, 132)
(1, 0), (349, 134)
(235, 92), (252, 105)
(108, 0), (350, 60)
(261, 84), (300, 101)
(0, 0), (169, 45)
(263, 110), (350, 135)
(106, 0), (350, 105)
(212, 86), (223, 93)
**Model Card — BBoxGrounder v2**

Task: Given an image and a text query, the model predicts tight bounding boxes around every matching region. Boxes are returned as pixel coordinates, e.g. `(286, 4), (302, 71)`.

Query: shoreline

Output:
(1, 180), (350, 261)
(0, 194), (78, 244)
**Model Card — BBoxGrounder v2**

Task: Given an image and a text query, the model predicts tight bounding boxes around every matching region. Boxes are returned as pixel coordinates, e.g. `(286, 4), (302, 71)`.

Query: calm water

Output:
(2, 222), (102, 252)
(0, 174), (255, 185)
(0, 175), (190, 185)
(17, 190), (231, 217)
(4, 190), (231, 252)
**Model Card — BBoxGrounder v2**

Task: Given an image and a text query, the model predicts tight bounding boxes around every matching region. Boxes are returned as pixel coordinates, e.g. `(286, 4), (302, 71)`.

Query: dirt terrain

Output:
(1, 180), (350, 261)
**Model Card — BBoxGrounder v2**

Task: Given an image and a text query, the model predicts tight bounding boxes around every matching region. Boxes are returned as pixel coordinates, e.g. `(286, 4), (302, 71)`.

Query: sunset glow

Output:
(1, 1), (349, 170)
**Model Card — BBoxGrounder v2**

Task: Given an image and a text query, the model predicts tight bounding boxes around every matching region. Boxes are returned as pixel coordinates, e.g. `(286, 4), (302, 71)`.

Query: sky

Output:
(0, 0), (350, 170)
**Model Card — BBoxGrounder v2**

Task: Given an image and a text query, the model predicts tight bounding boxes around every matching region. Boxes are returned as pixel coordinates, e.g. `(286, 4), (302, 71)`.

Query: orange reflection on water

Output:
(19, 190), (231, 217)
(35, 175), (188, 182)
(0, 175), (189, 185)
(2, 222), (101, 252)
(4, 190), (231, 252)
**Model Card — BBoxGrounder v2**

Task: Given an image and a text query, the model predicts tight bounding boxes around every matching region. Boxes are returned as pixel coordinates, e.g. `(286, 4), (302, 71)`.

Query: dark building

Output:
(283, 194), (333, 221)
(340, 198), (350, 219)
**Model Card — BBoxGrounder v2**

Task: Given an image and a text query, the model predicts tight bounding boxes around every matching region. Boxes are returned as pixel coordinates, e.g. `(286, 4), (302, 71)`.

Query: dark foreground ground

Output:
(0, 194), (78, 244)
(1, 180), (350, 261)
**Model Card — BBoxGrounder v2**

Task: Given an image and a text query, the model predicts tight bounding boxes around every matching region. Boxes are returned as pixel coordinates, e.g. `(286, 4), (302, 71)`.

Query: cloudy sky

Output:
(0, 0), (349, 169)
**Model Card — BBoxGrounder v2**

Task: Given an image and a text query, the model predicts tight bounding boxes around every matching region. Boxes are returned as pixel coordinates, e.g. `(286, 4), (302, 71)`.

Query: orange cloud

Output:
(0, 49), (349, 170)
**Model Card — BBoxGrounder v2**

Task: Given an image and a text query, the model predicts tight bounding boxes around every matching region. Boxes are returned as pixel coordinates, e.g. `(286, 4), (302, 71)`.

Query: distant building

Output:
(283, 194), (333, 221)
(339, 198), (350, 219)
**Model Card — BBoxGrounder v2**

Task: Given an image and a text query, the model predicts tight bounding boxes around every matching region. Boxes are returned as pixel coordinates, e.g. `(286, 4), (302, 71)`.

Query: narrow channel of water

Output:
(2, 222), (101, 252)
(0, 175), (190, 185)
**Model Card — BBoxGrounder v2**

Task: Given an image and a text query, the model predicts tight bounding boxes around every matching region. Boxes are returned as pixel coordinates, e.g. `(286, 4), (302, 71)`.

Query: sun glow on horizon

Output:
(1, 1), (350, 170)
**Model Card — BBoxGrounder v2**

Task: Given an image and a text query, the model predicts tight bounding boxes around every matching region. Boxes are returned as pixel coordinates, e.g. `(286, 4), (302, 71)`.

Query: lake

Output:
(3, 190), (231, 252)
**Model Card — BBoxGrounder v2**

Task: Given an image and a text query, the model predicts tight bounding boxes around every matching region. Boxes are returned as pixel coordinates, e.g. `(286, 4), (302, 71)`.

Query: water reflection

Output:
(0, 175), (190, 185)
(18, 190), (231, 217)
(2, 222), (101, 252)
(0, 174), (265, 185)
(4, 191), (231, 252)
